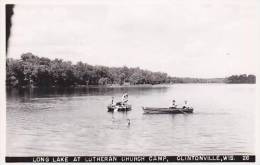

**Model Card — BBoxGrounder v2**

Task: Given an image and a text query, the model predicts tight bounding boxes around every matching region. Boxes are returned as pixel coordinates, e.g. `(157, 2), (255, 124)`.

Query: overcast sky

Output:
(8, 0), (259, 78)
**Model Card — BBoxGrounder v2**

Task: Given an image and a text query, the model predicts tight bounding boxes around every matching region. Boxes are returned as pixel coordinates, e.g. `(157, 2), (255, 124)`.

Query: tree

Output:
(129, 71), (145, 84)
(98, 77), (110, 85)
(226, 74), (256, 84)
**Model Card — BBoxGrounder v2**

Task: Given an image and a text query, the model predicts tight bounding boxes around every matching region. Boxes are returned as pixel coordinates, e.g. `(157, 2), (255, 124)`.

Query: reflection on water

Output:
(6, 84), (255, 156)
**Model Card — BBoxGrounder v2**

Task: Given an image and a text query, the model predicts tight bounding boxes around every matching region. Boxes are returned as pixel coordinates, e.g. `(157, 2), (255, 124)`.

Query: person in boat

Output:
(182, 100), (189, 109)
(171, 100), (177, 109)
(121, 92), (128, 105)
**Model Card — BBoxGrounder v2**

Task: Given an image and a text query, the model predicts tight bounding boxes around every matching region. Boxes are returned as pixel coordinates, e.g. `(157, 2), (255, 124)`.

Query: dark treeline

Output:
(6, 53), (256, 88)
(168, 77), (225, 83)
(6, 53), (169, 88)
(169, 75), (256, 84)
(226, 74), (256, 84)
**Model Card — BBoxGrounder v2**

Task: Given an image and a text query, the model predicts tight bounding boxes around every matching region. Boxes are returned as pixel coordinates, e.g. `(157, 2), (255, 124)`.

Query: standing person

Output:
(121, 92), (128, 105)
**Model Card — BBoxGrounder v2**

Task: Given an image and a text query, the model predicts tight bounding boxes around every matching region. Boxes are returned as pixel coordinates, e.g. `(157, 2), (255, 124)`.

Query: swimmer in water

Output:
(127, 119), (130, 126)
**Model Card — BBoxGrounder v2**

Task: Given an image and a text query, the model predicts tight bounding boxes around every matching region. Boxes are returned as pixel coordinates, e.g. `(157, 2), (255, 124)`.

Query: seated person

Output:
(170, 100), (177, 109)
(182, 100), (189, 109)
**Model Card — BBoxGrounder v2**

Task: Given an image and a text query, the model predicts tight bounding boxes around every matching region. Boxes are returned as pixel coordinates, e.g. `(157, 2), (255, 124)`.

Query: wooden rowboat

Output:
(117, 104), (132, 112)
(142, 106), (193, 114)
(107, 102), (132, 112)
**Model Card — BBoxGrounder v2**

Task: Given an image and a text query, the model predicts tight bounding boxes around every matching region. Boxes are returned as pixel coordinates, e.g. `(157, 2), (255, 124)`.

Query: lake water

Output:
(6, 84), (255, 156)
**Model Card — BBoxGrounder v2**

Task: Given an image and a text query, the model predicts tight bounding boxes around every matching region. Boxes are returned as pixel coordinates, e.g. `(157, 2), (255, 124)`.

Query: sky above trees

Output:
(7, 0), (259, 78)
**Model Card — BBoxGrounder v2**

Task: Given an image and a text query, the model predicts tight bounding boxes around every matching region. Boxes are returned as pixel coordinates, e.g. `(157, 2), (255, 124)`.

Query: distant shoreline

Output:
(6, 53), (256, 89)
(6, 82), (256, 90)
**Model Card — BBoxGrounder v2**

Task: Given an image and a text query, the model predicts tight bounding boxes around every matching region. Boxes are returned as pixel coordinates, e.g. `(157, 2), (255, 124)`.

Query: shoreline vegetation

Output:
(6, 53), (256, 88)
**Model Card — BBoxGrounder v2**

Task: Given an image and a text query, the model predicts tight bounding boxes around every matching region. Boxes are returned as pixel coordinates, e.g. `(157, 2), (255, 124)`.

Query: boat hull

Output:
(107, 104), (132, 112)
(107, 105), (115, 112)
(142, 107), (193, 114)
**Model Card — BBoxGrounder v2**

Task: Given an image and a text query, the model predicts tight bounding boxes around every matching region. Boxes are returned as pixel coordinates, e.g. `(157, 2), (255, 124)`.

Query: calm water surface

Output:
(6, 84), (255, 156)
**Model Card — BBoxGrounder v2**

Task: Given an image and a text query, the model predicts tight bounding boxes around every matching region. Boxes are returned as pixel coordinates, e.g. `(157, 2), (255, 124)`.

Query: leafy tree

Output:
(129, 71), (145, 84)
(226, 74), (256, 84)
(98, 77), (110, 85)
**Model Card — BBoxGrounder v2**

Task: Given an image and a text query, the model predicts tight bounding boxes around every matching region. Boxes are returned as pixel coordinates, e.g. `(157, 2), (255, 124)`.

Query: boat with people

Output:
(107, 102), (132, 112)
(107, 92), (132, 112)
(142, 100), (194, 114)
(142, 106), (193, 114)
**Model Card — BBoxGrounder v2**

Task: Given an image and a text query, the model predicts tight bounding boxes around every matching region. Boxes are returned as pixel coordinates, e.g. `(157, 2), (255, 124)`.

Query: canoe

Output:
(142, 106), (193, 114)
(107, 102), (132, 112)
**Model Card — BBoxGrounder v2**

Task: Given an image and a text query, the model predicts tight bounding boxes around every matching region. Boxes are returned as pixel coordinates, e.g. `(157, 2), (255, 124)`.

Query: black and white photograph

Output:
(1, 0), (259, 163)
